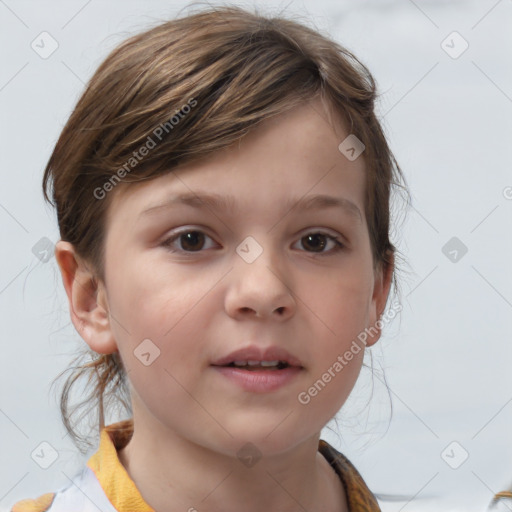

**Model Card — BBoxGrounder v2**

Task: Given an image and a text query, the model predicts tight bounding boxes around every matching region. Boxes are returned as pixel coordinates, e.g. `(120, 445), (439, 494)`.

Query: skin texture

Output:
(55, 95), (393, 512)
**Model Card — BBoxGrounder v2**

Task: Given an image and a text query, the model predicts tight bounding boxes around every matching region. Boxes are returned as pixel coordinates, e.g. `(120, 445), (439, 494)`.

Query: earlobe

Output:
(54, 240), (118, 354)
(365, 252), (395, 348)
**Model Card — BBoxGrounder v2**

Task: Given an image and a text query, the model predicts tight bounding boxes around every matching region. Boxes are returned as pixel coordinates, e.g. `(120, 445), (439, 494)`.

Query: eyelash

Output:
(160, 228), (345, 256)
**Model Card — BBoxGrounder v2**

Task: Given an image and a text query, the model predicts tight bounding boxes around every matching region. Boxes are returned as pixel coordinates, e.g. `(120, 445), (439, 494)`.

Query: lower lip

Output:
(212, 366), (302, 393)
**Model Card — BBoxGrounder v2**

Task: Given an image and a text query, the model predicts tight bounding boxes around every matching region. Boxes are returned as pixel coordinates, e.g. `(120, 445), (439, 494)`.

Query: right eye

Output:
(161, 228), (217, 253)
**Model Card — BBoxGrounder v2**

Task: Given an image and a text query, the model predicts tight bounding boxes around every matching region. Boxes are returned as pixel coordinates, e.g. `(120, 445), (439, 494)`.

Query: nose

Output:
(224, 244), (296, 321)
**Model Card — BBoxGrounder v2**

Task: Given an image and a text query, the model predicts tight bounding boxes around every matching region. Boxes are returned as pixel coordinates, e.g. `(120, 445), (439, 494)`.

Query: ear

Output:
(54, 240), (118, 354)
(365, 251), (395, 348)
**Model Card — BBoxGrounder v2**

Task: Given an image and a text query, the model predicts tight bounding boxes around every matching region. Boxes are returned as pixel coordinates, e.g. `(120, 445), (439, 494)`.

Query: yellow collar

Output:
(87, 420), (380, 512)
(87, 420), (153, 512)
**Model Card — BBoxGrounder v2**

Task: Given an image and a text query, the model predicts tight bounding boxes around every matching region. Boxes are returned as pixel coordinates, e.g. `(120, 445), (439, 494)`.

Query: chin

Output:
(223, 421), (314, 457)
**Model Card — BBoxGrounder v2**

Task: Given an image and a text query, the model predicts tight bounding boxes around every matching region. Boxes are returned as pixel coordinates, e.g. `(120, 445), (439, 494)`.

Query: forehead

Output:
(105, 97), (366, 226)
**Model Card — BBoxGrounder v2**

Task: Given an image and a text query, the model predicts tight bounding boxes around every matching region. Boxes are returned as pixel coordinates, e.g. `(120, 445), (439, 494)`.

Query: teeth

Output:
(233, 360), (282, 367)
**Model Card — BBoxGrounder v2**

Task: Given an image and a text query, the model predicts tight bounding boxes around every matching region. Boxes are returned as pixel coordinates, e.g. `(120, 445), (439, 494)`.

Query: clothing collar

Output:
(318, 439), (381, 511)
(87, 420), (152, 512)
(87, 420), (380, 512)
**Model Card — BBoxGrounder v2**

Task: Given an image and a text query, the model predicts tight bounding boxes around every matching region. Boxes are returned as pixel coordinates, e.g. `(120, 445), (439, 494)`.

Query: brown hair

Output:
(46, 4), (410, 452)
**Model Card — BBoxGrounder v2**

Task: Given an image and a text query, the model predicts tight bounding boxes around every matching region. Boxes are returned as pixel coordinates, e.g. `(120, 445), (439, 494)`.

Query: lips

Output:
(211, 345), (303, 368)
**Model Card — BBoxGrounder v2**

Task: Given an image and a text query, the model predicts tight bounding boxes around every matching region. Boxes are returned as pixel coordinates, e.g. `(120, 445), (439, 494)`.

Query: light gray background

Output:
(1, 1), (511, 511)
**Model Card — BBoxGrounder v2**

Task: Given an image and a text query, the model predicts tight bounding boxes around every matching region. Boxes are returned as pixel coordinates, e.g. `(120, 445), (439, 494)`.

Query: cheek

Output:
(295, 348), (364, 433)
(306, 267), (374, 336)
(300, 268), (373, 409)
(108, 271), (215, 381)
(108, 257), (195, 335)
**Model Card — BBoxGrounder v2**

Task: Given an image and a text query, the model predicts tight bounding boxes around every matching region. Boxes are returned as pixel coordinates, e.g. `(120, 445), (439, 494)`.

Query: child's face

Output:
(76, 96), (391, 454)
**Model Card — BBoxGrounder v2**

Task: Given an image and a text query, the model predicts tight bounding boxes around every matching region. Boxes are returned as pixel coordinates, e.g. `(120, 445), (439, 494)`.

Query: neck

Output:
(116, 414), (347, 512)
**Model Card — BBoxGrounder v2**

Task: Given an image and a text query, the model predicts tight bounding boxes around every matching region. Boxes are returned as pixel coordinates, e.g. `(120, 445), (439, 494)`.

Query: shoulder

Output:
(10, 492), (55, 512)
(319, 439), (381, 512)
(9, 466), (118, 512)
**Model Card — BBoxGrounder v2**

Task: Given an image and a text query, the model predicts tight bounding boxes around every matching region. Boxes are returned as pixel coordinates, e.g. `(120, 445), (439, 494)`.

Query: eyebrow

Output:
(139, 192), (362, 222)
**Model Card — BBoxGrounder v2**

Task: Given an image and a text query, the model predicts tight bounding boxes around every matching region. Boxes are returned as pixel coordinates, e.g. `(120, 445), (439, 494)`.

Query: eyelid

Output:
(296, 226), (349, 248)
(160, 226), (347, 254)
(160, 226), (217, 251)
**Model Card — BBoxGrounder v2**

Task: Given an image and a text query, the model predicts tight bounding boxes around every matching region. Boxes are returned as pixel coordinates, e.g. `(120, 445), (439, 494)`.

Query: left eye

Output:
(294, 232), (345, 254)
(161, 229), (344, 254)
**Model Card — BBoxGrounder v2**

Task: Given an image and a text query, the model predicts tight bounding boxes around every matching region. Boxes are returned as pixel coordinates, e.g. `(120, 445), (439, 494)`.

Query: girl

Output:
(12, 5), (410, 511)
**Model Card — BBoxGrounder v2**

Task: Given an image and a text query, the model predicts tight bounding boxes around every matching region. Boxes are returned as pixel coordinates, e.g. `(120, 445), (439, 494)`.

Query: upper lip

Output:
(212, 345), (303, 367)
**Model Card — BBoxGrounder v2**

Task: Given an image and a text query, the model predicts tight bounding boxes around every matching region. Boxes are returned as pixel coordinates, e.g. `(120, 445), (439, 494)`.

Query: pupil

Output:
(179, 233), (327, 252)
(181, 232), (204, 251)
(303, 234), (326, 252)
